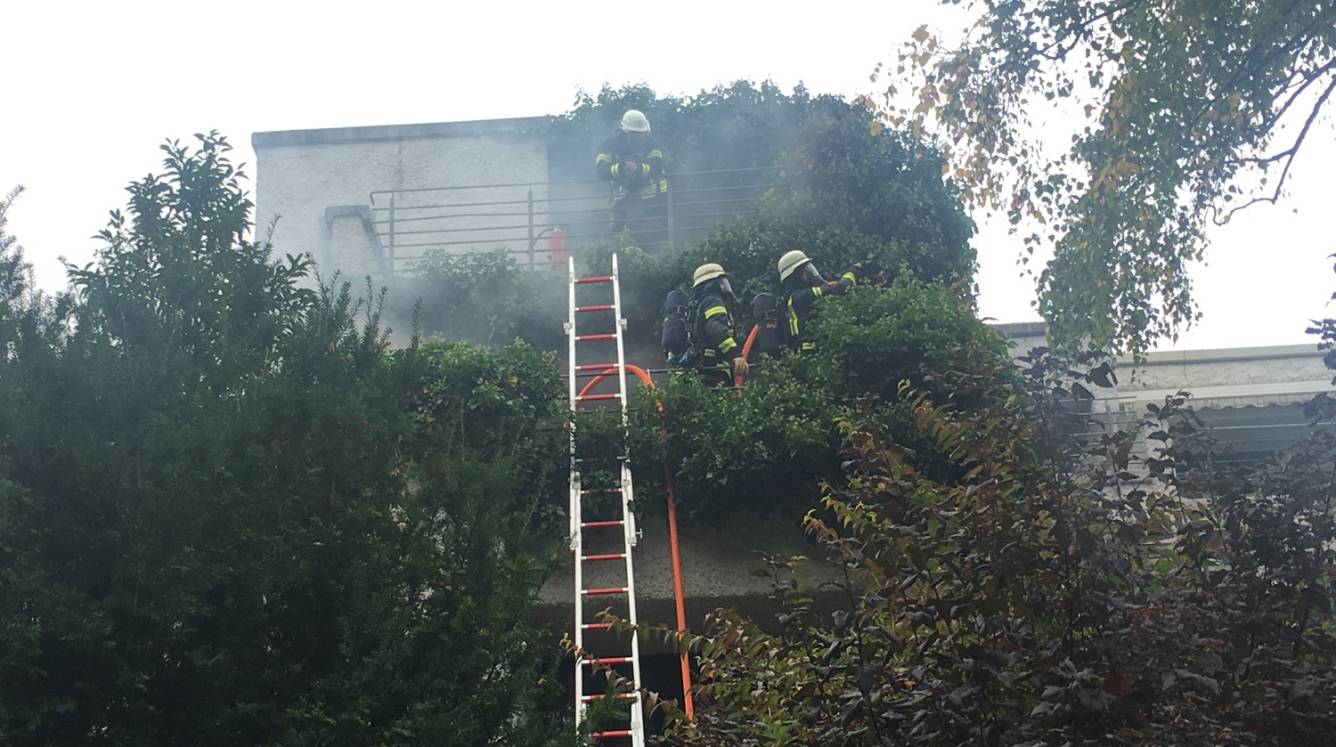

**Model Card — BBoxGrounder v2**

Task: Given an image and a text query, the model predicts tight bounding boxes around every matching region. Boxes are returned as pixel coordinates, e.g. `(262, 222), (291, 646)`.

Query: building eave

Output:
(252, 115), (555, 149)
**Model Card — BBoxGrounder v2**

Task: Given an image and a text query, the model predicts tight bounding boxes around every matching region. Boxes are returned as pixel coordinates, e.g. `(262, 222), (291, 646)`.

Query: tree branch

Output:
(1036, 0), (1144, 61)
(1259, 57), (1336, 136)
(1216, 74), (1336, 224)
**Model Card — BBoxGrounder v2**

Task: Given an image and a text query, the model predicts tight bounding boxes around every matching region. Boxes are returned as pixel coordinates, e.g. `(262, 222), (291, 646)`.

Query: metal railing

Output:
(368, 166), (781, 270)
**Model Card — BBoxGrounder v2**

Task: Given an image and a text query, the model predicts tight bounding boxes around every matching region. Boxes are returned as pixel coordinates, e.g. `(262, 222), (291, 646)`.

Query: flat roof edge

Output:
(252, 115), (555, 149)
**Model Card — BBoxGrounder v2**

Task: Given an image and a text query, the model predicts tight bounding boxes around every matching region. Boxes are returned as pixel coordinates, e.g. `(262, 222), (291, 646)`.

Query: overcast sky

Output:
(4, 1), (1331, 350)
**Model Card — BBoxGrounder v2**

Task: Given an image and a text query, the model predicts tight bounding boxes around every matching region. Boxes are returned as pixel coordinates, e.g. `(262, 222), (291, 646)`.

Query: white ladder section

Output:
(566, 254), (646, 746)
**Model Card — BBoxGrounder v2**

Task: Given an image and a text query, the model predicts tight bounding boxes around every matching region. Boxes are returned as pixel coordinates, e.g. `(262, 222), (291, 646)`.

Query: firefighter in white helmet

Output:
(595, 110), (669, 246)
(670, 262), (748, 384)
(777, 250), (861, 353)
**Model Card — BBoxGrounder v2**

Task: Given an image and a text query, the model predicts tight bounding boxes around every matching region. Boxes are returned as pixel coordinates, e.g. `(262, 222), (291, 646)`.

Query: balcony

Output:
(365, 166), (781, 271)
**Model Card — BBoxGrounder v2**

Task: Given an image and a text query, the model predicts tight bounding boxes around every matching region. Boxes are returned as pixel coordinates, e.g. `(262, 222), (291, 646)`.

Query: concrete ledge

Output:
(992, 321), (1047, 338)
(1132, 344), (1322, 366)
(253, 115), (554, 149)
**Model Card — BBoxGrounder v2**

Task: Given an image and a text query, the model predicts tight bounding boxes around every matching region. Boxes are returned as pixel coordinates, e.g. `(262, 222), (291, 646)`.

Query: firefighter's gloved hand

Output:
(731, 356), (750, 379)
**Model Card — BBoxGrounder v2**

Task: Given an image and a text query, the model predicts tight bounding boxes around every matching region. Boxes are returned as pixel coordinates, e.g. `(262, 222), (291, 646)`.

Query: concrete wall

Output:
(253, 117), (553, 278)
(1119, 344), (1330, 404)
(995, 323), (1332, 461)
(536, 510), (841, 649)
(994, 323), (1330, 408)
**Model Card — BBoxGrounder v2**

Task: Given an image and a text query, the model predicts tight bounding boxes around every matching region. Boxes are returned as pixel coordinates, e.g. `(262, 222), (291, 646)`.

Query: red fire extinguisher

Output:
(549, 226), (567, 265)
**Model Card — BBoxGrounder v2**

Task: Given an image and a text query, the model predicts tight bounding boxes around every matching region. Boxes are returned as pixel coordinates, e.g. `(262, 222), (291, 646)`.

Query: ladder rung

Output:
(580, 487), (623, 495)
(592, 730), (633, 739)
(575, 362), (618, 372)
(575, 333), (617, 342)
(581, 520), (624, 529)
(583, 692), (638, 702)
(583, 656), (633, 666)
(576, 393), (619, 402)
(582, 621), (616, 631)
(576, 304), (615, 313)
(582, 553), (627, 562)
(575, 275), (613, 284)
(582, 586), (628, 596)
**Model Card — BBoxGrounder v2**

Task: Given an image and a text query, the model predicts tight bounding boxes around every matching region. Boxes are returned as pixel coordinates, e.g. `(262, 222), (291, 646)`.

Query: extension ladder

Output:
(566, 254), (646, 745)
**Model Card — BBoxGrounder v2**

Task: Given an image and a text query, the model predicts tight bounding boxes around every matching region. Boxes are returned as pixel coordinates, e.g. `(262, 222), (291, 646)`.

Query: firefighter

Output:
(690, 262), (748, 385)
(777, 250), (861, 353)
(594, 110), (669, 246)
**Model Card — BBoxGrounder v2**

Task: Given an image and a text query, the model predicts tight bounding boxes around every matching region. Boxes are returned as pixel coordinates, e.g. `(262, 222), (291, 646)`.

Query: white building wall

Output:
(253, 118), (553, 278)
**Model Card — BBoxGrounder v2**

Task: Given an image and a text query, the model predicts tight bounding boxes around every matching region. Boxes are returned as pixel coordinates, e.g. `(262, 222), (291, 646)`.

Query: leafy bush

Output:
(807, 279), (1012, 403)
(599, 279), (1011, 524)
(389, 249), (566, 349)
(622, 361), (840, 524)
(0, 135), (578, 745)
(661, 350), (1336, 745)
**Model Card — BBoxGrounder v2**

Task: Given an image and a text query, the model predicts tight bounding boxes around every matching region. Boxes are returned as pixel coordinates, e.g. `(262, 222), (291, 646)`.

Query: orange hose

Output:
(574, 363), (695, 719)
(741, 323), (759, 362)
(733, 324), (759, 389)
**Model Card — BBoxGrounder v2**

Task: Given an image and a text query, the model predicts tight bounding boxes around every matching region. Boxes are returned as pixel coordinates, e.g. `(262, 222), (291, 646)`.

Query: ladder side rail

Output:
(611, 254), (646, 745)
(566, 256), (586, 723)
(621, 460), (646, 744)
(610, 254), (637, 547)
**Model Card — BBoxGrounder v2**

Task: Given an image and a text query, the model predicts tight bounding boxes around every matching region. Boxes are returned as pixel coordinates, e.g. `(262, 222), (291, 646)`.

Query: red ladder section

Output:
(567, 255), (646, 745)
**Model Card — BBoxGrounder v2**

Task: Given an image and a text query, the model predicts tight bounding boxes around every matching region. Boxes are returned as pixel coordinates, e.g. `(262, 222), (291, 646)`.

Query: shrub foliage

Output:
(0, 135), (578, 745)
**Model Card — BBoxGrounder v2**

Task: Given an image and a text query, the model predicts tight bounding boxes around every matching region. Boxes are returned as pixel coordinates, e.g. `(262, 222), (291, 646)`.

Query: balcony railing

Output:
(368, 166), (780, 270)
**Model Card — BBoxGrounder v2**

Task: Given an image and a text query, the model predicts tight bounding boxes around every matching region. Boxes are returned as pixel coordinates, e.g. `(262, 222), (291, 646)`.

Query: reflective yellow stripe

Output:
(719, 338), (737, 353)
(842, 272), (856, 284)
(787, 298), (800, 337)
(610, 163), (620, 176)
(641, 163), (650, 175)
(639, 179), (666, 198)
(704, 305), (727, 318)
(812, 285), (823, 298)
(648, 148), (664, 159)
(595, 153), (612, 164)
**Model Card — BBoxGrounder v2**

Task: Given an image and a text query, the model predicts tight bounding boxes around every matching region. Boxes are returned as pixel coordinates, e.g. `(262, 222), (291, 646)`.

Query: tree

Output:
(885, 1), (1336, 354)
(0, 134), (577, 745)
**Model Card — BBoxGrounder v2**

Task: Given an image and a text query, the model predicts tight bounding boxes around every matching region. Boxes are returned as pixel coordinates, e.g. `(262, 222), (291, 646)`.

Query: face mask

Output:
(799, 264), (824, 286)
(717, 278), (735, 300)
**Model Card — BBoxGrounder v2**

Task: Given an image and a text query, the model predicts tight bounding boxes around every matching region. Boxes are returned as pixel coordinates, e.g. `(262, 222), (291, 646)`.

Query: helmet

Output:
(777, 250), (813, 282)
(620, 110), (651, 133)
(692, 262), (726, 287)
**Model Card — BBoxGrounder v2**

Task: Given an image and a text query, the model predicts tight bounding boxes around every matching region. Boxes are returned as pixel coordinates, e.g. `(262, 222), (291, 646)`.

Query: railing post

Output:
(665, 176), (676, 248)
(527, 188), (536, 269)
(387, 193), (396, 268)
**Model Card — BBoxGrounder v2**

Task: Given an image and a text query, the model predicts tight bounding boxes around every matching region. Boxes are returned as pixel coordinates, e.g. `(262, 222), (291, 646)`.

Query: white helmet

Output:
(692, 262), (726, 287)
(620, 109), (651, 133)
(777, 249), (813, 282)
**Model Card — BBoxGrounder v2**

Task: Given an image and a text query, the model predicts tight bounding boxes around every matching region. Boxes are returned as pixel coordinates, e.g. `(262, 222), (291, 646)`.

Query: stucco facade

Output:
(253, 117), (553, 278)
